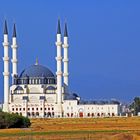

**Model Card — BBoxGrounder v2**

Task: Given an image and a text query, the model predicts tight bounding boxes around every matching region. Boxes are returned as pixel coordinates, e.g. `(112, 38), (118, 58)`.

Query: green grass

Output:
(0, 130), (130, 137)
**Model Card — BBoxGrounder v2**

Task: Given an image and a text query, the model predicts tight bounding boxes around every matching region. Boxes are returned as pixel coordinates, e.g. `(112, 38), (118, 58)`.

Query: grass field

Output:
(0, 117), (140, 140)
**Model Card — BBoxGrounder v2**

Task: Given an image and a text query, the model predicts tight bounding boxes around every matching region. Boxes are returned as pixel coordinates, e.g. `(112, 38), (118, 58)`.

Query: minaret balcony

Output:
(63, 58), (69, 62)
(55, 42), (62, 46)
(3, 42), (9, 46)
(62, 44), (69, 48)
(3, 72), (9, 76)
(63, 73), (69, 76)
(11, 59), (18, 63)
(56, 71), (62, 75)
(55, 56), (62, 61)
(11, 45), (18, 49)
(3, 57), (9, 61)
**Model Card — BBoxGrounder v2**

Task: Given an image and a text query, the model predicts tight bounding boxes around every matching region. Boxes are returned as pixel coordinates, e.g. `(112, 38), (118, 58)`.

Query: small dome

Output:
(46, 86), (56, 90)
(19, 64), (54, 78)
(14, 86), (23, 91)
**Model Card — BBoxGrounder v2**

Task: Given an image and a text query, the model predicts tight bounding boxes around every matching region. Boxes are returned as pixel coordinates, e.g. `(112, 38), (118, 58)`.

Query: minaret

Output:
(11, 24), (18, 80)
(3, 20), (9, 112)
(63, 23), (69, 92)
(55, 19), (62, 105)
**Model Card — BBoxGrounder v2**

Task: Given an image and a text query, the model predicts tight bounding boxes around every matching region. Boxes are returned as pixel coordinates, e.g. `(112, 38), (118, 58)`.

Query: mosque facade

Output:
(2, 20), (119, 118)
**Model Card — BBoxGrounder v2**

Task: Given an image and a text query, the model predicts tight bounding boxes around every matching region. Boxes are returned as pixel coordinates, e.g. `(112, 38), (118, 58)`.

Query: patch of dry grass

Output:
(0, 117), (140, 140)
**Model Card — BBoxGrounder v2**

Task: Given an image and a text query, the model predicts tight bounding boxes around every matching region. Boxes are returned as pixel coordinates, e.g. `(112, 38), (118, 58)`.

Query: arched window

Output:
(38, 79), (41, 84)
(97, 113), (100, 117)
(27, 112), (30, 116)
(87, 113), (90, 117)
(36, 112), (39, 116)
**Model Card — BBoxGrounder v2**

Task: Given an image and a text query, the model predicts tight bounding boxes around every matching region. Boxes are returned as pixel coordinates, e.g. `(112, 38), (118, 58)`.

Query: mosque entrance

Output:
(79, 108), (84, 118)
(79, 112), (83, 118)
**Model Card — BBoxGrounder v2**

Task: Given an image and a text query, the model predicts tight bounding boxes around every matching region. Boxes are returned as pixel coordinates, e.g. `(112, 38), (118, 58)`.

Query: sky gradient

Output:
(0, 0), (140, 102)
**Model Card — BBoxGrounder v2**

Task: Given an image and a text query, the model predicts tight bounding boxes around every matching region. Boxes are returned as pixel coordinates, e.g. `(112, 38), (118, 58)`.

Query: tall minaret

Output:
(3, 20), (9, 112)
(11, 24), (18, 80)
(63, 23), (69, 92)
(55, 19), (62, 104)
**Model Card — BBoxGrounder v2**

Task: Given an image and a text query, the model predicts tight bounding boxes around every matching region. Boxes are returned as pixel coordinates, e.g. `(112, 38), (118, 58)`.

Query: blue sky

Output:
(0, 0), (140, 102)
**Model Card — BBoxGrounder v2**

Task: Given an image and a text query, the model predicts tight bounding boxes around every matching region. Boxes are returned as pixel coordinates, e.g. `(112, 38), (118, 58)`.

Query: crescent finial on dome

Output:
(35, 58), (38, 65)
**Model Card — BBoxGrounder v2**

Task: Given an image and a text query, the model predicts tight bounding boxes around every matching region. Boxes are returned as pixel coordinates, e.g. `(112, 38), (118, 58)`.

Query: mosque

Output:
(2, 20), (119, 118)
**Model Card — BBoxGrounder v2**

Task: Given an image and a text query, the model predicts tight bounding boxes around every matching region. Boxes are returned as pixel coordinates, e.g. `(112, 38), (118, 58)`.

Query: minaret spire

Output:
(57, 19), (61, 34)
(64, 23), (68, 37)
(13, 23), (16, 37)
(4, 20), (8, 34)
(3, 20), (9, 112)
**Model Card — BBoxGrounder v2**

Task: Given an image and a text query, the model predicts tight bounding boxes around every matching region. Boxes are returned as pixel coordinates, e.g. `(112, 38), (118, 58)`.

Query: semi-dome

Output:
(19, 64), (54, 78)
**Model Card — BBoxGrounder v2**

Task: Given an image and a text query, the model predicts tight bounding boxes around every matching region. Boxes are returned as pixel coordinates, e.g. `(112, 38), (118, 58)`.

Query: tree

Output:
(0, 110), (31, 129)
(129, 97), (140, 115)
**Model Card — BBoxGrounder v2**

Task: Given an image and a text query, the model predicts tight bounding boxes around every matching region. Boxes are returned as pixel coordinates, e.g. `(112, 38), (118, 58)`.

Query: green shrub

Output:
(0, 110), (31, 129)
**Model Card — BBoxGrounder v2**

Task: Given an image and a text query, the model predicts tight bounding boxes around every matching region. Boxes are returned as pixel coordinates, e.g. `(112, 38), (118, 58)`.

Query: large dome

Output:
(19, 64), (54, 78)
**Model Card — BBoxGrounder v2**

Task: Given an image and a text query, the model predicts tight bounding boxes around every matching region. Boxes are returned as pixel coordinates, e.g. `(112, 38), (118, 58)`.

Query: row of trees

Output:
(129, 97), (140, 115)
(0, 110), (31, 129)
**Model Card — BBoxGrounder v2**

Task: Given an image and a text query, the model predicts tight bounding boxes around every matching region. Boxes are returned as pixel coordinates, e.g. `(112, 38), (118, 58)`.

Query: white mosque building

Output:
(2, 20), (120, 118)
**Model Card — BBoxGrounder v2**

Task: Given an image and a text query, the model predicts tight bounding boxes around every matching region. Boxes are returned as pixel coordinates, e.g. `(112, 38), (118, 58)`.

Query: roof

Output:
(78, 100), (120, 105)
(19, 64), (54, 78)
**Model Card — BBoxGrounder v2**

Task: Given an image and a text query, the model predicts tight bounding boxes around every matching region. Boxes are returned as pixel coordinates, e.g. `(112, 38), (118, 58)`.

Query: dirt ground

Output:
(0, 117), (140, 140)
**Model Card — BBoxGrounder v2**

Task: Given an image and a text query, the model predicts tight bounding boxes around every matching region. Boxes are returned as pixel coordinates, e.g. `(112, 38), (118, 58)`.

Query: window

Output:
(40, 108), (42, 110)
(28, 108), (30, 111)
(32, 108), (34, 111)
(97, 113), (100, 117)
(16, 108), (18, 111)
(48, 108), (50, 110)
(19, 108), (21, 111)
(67, 113), (69, 117)
(23, 108), (25, 111)
(27, 112), (30, 116)
(52, 107), (54, 110)
(71, 113), (73, 117)
(36, 108), (38, 111)
(36, 112), (39, 116)
(87, 113), (90, 117)
(12, 108), (14, 111)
